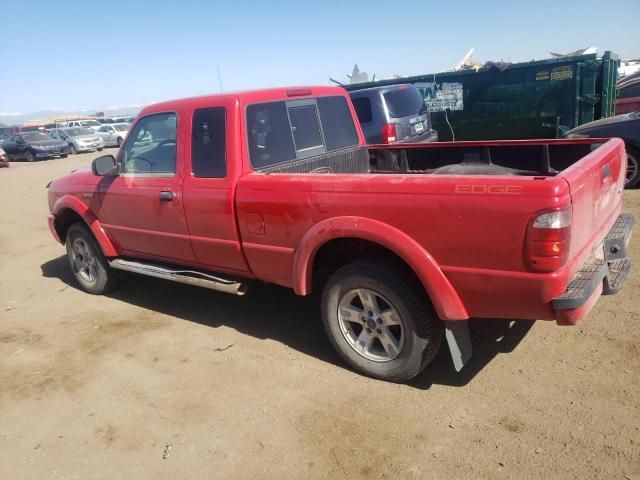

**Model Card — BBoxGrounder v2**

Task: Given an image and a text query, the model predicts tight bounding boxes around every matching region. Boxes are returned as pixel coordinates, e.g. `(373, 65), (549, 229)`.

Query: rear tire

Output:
(117, 137), (123, 147)
(25, 150), (35, 162)
(65, 222), (118, 294)
(625, 144), (640, 189)
(321, 258), (443, 382)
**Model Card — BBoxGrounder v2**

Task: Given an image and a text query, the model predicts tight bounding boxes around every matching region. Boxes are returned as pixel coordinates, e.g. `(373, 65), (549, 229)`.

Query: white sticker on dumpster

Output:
(415, 82), (464, 112)
(551, 66), (573, 81)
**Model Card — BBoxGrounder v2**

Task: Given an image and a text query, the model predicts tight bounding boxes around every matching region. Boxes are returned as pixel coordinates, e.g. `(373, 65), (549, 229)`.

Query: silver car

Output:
(95, 123), (130, 147)
(49, 127), (104, 154)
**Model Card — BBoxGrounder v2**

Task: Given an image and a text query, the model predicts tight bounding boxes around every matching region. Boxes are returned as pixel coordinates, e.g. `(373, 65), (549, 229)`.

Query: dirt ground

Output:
(0, 152), (638, 480)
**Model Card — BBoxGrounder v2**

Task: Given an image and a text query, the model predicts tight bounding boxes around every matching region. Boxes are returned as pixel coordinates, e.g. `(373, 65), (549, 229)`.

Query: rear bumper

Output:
(399, 129), (438, 144)
(76, 145), (102, 152)
(553, 213), (634, 325)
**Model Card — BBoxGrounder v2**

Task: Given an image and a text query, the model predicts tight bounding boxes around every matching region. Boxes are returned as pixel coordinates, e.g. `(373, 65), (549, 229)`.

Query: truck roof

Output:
(140, 86), (348, 116)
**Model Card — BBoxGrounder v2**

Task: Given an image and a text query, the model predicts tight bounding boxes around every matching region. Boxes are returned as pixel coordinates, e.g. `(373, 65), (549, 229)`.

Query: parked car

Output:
(65, 120), (102, 131)
(112, 115), (136, 123)
(565, 111), (640, 188)
(348, 84), (437, 144)
(95, 123), (130, 147)
(47, 86), (633, 383)
(49, 127), (104, 154)
(0, 147), (9, 167)
(615, 72), (640, 115)
(1, 131), (69, 161)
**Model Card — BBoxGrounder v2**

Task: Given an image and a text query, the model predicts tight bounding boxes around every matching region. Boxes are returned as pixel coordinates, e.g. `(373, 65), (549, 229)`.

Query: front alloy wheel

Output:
(70, 237), (99, 284)
(65, 222), (119, 294)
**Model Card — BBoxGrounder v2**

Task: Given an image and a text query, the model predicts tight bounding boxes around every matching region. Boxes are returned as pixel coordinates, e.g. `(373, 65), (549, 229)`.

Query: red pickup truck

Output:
(47, 86), (634, 382)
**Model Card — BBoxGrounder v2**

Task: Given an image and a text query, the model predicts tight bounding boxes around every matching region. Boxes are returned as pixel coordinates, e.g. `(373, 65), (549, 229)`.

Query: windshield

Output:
(65, 128), (94, 137)
(383, 86), (427, 118)
(79, 120), (101, 127)
(22, 132), (53, 142)
(114, 124), (129, 132)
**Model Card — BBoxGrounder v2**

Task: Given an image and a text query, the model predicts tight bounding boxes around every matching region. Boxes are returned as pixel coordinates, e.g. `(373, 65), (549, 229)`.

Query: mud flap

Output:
(444, 320), (472, 372)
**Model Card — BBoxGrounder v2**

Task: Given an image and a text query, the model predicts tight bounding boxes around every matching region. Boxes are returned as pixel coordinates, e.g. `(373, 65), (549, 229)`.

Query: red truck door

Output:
(181, 101), (250, 274)
(98, 112), (196, 262)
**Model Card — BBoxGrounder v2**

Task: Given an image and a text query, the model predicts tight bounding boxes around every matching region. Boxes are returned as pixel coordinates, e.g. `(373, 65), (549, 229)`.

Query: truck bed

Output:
(240, 137), (627, 323)
(256, 138), (604, 178)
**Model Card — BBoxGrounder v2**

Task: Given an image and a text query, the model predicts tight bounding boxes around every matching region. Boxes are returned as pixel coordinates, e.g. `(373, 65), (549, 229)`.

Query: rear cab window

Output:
(192, 107), (226, 178)
(247, 95), (359, 169)
(383, 86), (426, 118)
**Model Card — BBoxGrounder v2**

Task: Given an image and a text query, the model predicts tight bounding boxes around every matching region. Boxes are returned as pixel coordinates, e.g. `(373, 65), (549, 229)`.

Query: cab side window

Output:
(121, 113), (177, 174)
(192, 107), (226, 178)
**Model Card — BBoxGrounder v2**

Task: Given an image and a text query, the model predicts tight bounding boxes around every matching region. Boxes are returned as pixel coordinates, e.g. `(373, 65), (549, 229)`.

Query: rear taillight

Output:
(382, 123), (397, 143)
(526, 207), (572, 272)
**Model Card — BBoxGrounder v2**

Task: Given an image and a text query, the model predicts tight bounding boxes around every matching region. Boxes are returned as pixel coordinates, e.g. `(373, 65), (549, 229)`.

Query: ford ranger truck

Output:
(46, 86), (634, 383)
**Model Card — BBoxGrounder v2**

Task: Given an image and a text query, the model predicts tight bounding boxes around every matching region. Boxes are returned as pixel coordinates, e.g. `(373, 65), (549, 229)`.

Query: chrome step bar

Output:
(109, 259), (247, 296)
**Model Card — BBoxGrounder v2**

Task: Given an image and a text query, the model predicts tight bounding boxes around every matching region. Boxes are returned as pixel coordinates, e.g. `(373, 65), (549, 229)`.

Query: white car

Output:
(95, 123), (130, 147)
(65, 120), (102, 131)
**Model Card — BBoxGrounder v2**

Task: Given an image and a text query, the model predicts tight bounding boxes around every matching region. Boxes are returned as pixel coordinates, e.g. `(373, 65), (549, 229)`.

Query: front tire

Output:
(65, 222), (118, 294)
(117, 137), (123, 147)
(321, 258), (443, 382)
(69, 144), (77, 155)
(625, 144), (640, 189)
(25, 150), (35, 162)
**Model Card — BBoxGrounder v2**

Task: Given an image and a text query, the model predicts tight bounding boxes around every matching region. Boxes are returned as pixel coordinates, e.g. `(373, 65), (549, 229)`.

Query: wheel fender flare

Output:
(52, 195), (118, 257)
(293, 216), (469, 321)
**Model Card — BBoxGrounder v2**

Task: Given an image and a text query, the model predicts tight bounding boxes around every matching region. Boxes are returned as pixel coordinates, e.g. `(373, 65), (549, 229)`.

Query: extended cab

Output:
(47, 86), (634, 382)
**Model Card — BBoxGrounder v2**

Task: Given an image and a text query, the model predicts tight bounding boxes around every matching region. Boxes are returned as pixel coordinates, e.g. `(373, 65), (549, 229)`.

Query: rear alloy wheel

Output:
(25, 150), (35, 162)
(322, 258), (443, 382)
(625, 145), (640, 189)
(69, 144), (77, 155)
(337, 288), (405, 362)
(65, 222), (119, 294)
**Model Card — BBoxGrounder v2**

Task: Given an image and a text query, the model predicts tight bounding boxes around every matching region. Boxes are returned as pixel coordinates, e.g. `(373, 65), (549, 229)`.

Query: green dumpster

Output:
(345, 52), (619, 141)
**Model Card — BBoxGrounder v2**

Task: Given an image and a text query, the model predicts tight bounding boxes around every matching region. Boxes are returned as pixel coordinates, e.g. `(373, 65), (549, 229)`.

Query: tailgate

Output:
(559, 138), (627, 268)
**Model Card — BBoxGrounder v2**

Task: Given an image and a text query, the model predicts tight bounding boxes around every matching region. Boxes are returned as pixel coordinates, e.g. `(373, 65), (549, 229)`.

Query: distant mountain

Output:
(0, 106), (144, 126)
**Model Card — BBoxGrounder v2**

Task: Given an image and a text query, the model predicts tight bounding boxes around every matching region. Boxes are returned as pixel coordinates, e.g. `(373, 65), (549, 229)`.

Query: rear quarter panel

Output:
(236, 171), (572, 319)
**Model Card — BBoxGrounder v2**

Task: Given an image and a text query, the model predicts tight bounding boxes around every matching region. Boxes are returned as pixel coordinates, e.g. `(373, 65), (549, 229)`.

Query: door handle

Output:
(159, 190), (175, 202)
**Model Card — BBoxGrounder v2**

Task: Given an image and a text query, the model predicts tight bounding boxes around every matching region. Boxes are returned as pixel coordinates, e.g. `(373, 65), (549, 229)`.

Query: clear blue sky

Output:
(0, 0), (638, 115)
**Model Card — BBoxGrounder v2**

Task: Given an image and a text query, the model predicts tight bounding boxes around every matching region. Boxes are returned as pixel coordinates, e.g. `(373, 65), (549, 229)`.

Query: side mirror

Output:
(92, 154), (117, 176)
